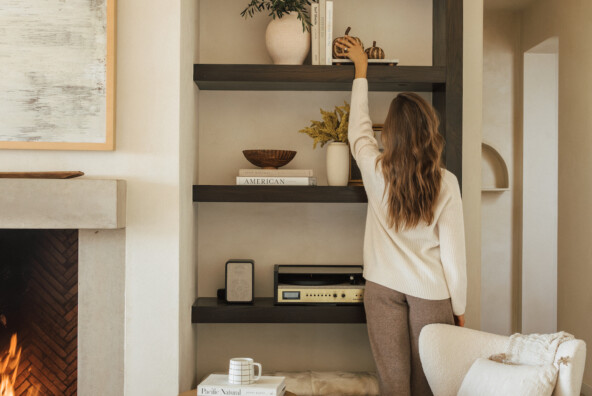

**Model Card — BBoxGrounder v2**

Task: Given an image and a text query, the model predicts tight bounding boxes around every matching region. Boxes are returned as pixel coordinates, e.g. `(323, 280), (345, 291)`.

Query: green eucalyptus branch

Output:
(241, 0), (314, 32)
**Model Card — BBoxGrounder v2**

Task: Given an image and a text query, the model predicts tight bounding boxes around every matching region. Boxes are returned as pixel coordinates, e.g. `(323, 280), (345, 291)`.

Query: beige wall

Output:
(0, 1), (192, 394)
(195, 0), (483, 379)
(464, 0), (484, 330)
(522, 45), (558, 334)
(522, 0), (592, 388)
(481, 10), (522, 335)
(180, 0), (199, 391)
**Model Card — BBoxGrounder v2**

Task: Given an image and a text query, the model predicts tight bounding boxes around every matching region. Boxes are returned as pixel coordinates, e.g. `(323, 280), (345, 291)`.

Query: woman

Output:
(335, 37), (467, 396)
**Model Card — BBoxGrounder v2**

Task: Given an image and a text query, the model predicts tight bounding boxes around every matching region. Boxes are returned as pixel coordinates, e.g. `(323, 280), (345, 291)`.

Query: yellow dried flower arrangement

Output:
(299, 102), (350, 148)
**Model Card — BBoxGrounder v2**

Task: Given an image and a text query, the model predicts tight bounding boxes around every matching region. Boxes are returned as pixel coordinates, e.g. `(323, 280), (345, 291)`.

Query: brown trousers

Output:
(364, 280), (455, 396)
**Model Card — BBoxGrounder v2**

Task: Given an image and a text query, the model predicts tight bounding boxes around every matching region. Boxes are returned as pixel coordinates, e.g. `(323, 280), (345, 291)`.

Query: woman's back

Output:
(348, 78), (466, 316)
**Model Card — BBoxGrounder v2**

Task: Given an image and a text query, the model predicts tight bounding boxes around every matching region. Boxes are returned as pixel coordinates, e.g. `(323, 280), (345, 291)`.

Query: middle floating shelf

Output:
(193, 185), (368, 203)
(194, 64), (446, 92)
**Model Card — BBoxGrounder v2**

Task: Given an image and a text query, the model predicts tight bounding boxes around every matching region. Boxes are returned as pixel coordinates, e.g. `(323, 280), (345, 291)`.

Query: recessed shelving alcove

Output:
(481, 142), (510, 192)
(193, 0), (463, 378)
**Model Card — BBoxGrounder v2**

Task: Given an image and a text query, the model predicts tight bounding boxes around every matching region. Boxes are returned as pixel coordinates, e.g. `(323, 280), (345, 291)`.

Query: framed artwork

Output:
(0, 0), (116, 150)
(349, 124), (383, 185)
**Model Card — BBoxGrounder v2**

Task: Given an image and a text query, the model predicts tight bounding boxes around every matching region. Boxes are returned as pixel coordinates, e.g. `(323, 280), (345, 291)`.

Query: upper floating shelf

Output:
(193, 64), (446, 92)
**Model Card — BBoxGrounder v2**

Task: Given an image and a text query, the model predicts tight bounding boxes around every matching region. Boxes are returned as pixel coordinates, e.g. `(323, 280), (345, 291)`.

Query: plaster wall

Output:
(463, 0), (484, 331)
(522, 0), (592, 387)
(180, 0), (199, 391)
(196, 0), (483, 380)
(522, 48), (558, 334)
(481, 10), (522, 335)
(0, 1), (190, 394)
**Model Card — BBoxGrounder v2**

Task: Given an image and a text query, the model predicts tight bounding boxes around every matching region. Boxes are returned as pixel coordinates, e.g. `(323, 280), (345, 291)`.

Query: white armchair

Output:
(418, 324), (586, 396)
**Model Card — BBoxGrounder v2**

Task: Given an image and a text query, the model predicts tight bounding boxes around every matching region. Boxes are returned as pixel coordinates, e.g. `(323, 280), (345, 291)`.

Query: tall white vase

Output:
(265, 13), (310, 65)
(326, 142), (350, 186)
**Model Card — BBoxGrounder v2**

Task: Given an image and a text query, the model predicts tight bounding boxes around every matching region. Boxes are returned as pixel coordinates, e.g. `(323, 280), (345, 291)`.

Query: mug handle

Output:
(253, 362), (262, 381)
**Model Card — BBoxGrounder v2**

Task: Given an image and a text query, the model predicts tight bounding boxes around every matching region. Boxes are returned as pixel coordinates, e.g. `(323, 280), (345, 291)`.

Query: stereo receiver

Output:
(274, 264), (364, 305)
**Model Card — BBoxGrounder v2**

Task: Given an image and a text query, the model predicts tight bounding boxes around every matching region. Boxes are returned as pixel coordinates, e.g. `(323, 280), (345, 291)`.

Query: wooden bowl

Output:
(242, 150), (297, 169)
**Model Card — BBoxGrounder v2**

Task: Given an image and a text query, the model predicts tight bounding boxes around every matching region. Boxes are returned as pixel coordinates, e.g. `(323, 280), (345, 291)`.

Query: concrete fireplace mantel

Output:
(0, 178), (127, 395)
(0, 179), (125, 229)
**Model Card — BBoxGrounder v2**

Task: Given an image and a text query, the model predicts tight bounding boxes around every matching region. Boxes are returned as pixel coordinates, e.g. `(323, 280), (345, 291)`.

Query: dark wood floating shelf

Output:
(193, 297), (366, 324)
(194, 64), (446, 92)
(193, 185), (367, 203)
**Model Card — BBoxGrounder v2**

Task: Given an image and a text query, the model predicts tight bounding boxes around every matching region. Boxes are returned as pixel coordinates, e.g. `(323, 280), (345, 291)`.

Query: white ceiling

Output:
(484, 0), (538, 10)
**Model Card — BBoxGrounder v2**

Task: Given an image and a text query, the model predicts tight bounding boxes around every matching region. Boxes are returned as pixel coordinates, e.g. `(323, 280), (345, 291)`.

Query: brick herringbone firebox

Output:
(0, 229), (78, 396)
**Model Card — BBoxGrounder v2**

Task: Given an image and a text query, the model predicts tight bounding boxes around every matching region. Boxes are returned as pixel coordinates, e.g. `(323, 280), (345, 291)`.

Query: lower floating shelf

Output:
(192, 297), (366, 324)
(193, 185), (368, 203)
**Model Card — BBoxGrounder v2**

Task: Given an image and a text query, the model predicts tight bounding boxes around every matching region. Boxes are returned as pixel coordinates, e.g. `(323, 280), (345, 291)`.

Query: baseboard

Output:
(581, 382), (592, 396)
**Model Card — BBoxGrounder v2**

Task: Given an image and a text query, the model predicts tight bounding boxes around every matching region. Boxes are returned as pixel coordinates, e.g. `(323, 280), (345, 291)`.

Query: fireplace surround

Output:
(0, 179), (126, 395)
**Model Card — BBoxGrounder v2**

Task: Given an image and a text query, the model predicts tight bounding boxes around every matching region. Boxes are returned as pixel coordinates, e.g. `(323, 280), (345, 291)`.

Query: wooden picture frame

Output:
(349, 124), (383, 186)
(0, 0), (116, 151)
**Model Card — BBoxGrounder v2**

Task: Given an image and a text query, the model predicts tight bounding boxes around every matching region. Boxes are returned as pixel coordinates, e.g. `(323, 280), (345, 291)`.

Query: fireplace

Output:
(0, 229), (78, 395)
(0, 179), (126, 395)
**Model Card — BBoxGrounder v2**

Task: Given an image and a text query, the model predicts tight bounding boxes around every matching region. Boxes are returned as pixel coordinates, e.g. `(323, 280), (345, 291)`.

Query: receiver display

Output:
(282, 291), (300, 300)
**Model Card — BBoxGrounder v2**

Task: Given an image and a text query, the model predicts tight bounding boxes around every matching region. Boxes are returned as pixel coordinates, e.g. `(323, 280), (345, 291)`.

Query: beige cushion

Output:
(267, 371), (379, 396)
(457, 358), (557, 396)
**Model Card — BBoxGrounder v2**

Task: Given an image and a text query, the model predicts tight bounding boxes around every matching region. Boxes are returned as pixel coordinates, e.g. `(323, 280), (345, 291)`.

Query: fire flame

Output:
(0, 334), (38, 396)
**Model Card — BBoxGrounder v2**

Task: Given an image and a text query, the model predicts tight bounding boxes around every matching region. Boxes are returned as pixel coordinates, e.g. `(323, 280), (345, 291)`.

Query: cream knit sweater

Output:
(349, 78), (467, 315)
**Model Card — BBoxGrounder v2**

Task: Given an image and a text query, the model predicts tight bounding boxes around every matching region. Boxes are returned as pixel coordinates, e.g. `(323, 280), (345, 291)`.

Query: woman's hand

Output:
(454, 314), (465, 327)
(335, 36), (368, 79)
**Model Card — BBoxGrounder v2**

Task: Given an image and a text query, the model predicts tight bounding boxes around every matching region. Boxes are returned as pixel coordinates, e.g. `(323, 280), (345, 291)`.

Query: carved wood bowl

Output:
(242, 150), (297, 169)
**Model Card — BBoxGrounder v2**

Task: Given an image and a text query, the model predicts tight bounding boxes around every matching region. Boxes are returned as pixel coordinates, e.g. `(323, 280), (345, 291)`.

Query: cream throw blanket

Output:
(503, 331), (575, 366)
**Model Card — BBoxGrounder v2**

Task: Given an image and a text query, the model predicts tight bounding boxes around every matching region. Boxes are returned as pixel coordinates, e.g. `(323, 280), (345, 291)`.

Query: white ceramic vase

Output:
(265, 13), (310, 65)
(326, 142), (350, 186)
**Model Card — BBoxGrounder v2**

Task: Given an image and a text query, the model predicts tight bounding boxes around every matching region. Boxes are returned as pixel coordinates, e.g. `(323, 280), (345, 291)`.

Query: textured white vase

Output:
(265, 13), (310, 65)
(326, 142), (350, 186)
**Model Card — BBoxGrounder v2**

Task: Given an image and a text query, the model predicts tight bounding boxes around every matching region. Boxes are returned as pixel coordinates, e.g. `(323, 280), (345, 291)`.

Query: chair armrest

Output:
(419, 324), (509, 396)
(553, 339), (586, 396)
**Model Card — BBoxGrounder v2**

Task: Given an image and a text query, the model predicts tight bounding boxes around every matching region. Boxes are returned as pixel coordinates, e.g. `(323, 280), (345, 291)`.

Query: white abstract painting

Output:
(0, 0), (114, 149)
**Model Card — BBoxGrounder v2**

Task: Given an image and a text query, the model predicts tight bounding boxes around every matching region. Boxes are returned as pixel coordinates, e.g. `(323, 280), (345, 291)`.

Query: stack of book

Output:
(236, 169), (316, 186)
(310, 0), (334, 65)
(197, 374), (286, 396)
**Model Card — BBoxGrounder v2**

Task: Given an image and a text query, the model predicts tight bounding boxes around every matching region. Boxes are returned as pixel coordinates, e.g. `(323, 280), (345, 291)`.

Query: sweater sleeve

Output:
(438, 175), (467, 316)
(348, 78), (380, 171)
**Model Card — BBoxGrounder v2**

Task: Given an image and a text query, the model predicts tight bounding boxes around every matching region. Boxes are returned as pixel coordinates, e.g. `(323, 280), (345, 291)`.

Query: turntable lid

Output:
(276, 265), (363, 275)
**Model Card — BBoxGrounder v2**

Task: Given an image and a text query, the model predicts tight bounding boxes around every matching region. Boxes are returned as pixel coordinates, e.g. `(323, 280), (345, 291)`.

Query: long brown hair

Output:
(377, 92), (445, 231)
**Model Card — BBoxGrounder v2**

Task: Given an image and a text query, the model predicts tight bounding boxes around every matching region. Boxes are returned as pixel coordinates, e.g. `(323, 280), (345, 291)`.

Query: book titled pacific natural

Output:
(197, 374), (286, 396)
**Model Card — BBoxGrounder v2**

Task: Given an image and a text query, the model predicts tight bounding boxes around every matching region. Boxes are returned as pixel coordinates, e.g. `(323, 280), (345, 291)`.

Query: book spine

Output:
(325, 1), (333, 66)
(198, 386), (280, 396)
(236, 177), (316, 186)
(311, 3), (319, 65)
(319, 0), (326, 65)
(238, 169), (314, 177)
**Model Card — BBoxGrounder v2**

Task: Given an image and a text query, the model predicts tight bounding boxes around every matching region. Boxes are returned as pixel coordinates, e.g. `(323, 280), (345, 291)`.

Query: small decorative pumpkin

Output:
(332, 27), (363, 59)
(365, 41), (385, 59)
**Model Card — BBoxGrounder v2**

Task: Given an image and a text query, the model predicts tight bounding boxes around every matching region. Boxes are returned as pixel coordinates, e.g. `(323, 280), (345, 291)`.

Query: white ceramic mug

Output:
(228, 357), (262, 385)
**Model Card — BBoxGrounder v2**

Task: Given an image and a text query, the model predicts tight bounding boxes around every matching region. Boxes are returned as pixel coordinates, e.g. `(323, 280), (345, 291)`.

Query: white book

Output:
(332, 58), (400, 65)
(311, 3), (319, 65)
(198, 374), (286, 396)
(319, 0), (326, 65)
(325, 1), (333, 66)
(238, 169), (314, 177)
(236, 177), (317, 186)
